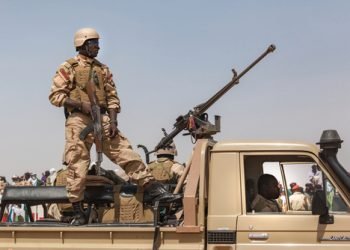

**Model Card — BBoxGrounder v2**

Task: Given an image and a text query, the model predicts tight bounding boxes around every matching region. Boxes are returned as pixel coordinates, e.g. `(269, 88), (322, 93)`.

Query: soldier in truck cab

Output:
(49, 27), (181, 225)
(251, 174), (282, 212)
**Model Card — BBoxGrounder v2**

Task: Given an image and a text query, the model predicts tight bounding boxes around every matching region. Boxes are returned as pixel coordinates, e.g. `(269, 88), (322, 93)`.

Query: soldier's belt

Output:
(71, 107), (108, 115)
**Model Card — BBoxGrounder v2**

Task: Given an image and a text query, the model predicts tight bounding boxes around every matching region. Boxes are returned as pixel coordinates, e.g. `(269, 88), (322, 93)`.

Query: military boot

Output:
(71, 202), (87, 226)
(143, 181), (182, 203)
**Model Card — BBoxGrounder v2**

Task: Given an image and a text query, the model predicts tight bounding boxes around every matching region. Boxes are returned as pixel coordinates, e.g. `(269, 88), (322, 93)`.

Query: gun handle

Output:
(95, 152), (103, 176)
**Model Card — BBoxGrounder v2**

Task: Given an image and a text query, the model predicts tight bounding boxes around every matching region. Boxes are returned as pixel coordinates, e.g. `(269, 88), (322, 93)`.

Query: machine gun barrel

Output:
(151, 44), (276, 154)
(195, 44), (275, 115)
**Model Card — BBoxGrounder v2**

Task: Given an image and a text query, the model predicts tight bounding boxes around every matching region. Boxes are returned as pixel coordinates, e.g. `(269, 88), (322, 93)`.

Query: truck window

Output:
(244, 154), (349, 214)
(282, 163), (318, 212)
(283, 163), (349, 213)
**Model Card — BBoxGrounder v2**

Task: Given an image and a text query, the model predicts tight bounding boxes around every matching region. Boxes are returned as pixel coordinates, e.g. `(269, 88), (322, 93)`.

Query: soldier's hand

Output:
(81, 102), (92, 115)
(109, 121), (118, 138)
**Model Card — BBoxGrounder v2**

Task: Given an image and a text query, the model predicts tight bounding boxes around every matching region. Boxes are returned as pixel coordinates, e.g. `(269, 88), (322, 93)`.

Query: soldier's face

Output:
(85, 39), (100, 58)
(266, 178), (280, 200)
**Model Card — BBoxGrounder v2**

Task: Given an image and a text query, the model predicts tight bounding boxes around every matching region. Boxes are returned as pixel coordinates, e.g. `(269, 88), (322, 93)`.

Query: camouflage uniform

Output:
(251, 194), (281, 212)
(148, 157), (184, 184)
(49, 54), (152, 203)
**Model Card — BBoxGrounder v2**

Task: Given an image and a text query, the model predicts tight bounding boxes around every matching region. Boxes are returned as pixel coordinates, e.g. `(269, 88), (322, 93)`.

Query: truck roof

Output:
(212, 140), (319, 155)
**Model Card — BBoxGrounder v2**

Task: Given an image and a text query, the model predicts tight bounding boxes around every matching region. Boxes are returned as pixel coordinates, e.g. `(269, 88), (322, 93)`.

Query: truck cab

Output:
(207, 130), (350, 249)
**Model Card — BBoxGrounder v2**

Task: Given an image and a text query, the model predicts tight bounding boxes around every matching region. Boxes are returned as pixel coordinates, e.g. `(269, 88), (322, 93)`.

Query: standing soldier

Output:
(148, 143), (184, 188)
(49, 28), (180, 225)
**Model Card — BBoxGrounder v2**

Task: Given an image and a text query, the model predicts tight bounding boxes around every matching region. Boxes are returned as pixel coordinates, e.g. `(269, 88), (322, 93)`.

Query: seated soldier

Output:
(251, 174), (281, 212)
(147, 143), (184, 190)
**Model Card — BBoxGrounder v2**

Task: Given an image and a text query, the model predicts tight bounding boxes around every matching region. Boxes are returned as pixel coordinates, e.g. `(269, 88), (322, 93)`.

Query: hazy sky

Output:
(1, 0), (350, 181)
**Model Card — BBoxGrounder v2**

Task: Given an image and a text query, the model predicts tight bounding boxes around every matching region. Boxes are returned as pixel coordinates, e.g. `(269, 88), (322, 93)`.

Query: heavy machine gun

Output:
(148, 44), (276, 155)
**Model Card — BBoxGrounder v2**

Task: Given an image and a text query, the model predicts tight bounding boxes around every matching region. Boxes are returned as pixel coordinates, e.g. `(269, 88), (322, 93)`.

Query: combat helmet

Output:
(74, 27), (100, 48)
(155, 143), (178, 156)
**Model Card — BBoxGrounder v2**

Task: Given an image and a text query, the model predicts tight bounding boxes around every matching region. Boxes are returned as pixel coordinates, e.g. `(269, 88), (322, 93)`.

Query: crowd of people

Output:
(0, 168), (57, 222)
(0, 168), (57, 188)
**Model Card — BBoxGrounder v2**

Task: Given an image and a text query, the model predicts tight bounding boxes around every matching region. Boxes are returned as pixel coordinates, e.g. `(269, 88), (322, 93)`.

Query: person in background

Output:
(7, 175), (30, 222)
(287, 182), (297, 197)
(289, 184), (310, 211)
(23, 172), (33, 186)
(308, 164), (322, 187)
(304, 183), (314, 208)
(30, 173), (42, 186)
(277, 183), (287, 212)
(46, 168), (57, 186)
(41, 170), (50, 185)
(0, 176), (7, 203)
(325, 180), (335, 211)
(11, 176), (20, 186)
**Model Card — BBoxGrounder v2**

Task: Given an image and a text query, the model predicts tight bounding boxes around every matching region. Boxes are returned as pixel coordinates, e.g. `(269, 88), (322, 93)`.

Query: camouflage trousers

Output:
(64, 113), (152, 203)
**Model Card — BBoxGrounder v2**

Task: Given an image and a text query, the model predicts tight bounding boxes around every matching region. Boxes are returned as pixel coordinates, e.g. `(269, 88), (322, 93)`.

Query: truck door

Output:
(237, 152), (350, 249)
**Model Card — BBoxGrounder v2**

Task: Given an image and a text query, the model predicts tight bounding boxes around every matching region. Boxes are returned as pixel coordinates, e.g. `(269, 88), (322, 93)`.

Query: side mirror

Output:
(312, 190), (334, 224)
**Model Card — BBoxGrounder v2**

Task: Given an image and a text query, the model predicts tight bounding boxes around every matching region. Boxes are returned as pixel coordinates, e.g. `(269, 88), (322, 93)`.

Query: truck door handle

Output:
(248, 233), (269, 240)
